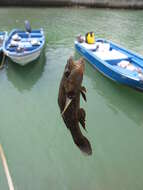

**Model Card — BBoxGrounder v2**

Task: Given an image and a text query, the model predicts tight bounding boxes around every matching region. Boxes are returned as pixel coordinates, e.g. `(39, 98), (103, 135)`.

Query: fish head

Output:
(63, 56), (85, 99)
(61, 56), (85, 116)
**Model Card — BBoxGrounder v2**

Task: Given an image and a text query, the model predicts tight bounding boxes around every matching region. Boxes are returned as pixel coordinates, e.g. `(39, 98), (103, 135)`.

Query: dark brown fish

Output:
(58, 56), (92, 155)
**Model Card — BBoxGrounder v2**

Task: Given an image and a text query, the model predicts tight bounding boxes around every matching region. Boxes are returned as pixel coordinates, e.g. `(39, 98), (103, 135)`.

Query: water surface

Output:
(0, 7), (143, 190)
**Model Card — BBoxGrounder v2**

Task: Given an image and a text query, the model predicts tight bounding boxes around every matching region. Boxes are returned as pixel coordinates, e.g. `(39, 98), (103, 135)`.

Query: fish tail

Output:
(69, 126), (92, 155)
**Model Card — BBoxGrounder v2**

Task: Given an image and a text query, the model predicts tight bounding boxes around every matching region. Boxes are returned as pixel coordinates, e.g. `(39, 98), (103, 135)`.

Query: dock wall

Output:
(0, 0), (143, 8)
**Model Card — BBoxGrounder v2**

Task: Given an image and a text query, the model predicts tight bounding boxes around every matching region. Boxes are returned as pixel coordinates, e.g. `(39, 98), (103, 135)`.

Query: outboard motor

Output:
(24, 20), (32, 33)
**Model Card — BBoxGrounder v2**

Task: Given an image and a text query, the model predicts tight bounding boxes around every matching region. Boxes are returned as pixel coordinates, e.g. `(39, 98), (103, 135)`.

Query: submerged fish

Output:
(58, 56), (92, 155)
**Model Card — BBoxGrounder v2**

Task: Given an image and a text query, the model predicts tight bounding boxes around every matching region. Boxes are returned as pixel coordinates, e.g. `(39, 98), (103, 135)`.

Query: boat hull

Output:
(8, 50), (41, 66)
(0, 31), (8, 53)
(75, 41), (143, 91)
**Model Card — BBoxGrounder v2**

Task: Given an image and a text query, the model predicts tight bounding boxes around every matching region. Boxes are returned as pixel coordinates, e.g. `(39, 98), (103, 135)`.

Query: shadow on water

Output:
(6, 51), (46, 92)
(75, 52), (143, 126)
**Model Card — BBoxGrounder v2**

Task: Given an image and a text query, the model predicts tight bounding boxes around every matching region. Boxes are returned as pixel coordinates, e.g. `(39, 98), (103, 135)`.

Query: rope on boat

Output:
(0, 144), (15, 190)
(0, 54), (6, 70)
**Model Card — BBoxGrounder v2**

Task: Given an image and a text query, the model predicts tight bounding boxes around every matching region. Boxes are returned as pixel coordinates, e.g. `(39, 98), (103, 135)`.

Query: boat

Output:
(0, 31), (8, 68)
(0, 31), (8, 57)
(75, 37), (143, 91)
(3, 28), (45, 66)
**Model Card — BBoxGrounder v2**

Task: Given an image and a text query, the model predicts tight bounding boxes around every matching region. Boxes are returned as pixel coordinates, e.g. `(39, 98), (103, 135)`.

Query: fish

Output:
(58, 56), (92, 155)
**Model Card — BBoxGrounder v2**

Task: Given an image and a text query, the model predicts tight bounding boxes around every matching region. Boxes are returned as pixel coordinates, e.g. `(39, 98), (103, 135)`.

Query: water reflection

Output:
(85, 61), (143, 126)
(6, 51), (46, 92)
(75, 49), (143, 126)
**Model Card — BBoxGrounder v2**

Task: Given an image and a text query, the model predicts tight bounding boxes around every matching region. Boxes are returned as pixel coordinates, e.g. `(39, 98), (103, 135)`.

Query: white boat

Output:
(3, 29), (45, 66)
(0, 31), (8, 55)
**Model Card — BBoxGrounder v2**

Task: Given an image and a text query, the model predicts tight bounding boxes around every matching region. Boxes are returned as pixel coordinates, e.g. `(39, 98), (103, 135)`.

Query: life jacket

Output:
(85, 32), (95, 44)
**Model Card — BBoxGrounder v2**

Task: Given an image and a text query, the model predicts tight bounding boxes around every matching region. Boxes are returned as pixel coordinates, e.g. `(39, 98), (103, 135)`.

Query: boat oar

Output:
(0, 144), (15, 190)
(0, 53), (6, 70)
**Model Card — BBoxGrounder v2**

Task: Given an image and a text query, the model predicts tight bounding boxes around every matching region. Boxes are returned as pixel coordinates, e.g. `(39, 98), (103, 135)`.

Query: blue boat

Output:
(75, 38), (143, 91)
(3, 28), (45, 66)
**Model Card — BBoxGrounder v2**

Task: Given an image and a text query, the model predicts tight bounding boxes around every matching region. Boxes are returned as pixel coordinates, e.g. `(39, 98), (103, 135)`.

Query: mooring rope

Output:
(0, 144), (14, 190)
(0, 54), (6, 70)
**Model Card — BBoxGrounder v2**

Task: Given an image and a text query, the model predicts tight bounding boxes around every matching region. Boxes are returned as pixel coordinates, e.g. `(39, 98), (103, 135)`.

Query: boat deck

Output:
(77, 40), (143, 82)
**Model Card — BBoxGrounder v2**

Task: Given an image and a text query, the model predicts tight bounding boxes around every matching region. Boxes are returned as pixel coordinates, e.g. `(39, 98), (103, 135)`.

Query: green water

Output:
(0, 7), (143, 190)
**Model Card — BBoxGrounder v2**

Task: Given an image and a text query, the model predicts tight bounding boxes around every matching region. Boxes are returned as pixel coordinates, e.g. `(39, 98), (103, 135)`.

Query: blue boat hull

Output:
(75, 40), (143, 91)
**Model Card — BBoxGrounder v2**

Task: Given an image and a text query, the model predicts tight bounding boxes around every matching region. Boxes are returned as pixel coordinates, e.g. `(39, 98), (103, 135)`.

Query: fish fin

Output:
(80, 91), (87, 102)
(81, 86), (87, 93)
(61, 97), (72, 116)
(78, 108), (87, 132)
(69, 126), (92, 155)
(80, 86), (87, 102)
(74, 135), (92, 155)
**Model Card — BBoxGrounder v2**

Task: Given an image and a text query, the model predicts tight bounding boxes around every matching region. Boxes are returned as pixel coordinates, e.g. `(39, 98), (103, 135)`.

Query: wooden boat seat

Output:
(21, 38), (43, 42)
(81, 42), (110, 51)
(7, 46), (37, 52)
(81, 42), (97, 50)
(94, 49), (128, 61)
(18, 33), (42, 38)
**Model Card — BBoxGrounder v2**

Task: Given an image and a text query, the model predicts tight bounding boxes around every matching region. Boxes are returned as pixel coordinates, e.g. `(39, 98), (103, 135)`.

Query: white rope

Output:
(0, 54), (6, 69)
(0, 144), (14, 190)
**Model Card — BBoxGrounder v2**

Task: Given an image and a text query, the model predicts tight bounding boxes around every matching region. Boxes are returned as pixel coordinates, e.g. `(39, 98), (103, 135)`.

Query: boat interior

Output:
(5, 30), (44, 53)
(80, 39), (143, 79)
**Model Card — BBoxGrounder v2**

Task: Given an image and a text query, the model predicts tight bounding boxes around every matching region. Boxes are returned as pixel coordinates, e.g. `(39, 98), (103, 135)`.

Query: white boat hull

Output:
(8, 50), (41, 66)
(3, 28), (45, 66)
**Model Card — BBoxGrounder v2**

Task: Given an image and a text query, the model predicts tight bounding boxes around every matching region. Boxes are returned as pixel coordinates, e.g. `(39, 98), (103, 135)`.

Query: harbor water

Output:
(0, 7), (143, 190)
